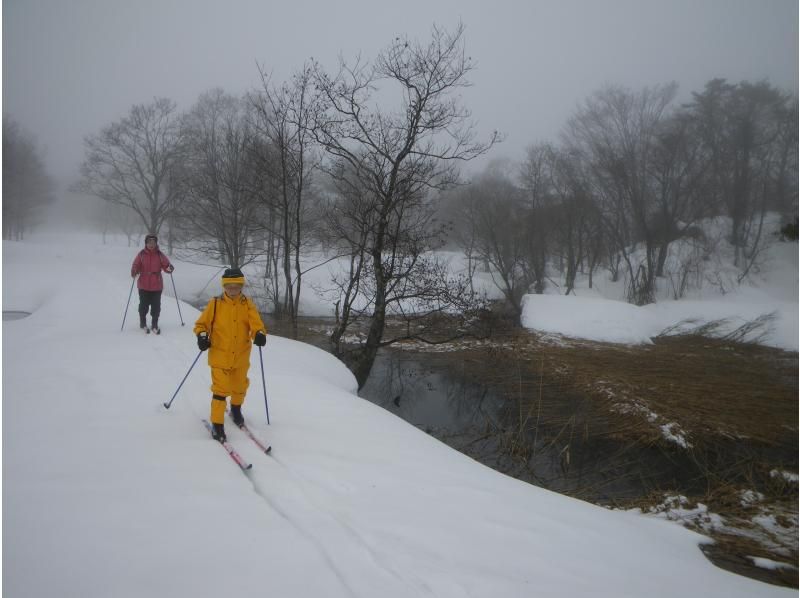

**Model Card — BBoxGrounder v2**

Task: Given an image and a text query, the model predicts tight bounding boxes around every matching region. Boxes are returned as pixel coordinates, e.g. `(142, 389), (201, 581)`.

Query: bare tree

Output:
(520, 143), (553, 209)
(647, 110), (709, 277)
(519, 143), (556, 294)
(457, 169), (532, 316)
(250, 64), (322, 334)
(98, 201), (140, 245)
(311, 23), (499, 388)
(772, 96), (798, 221)
(771, 96), (799, 224)
(77, 98), (183, 238)
(3, 115), (55, 240)
(543, 148), (601, 295)
(564, 83), (678, 305)
(175, 89), (265, 269)
(687, 80), (797, 270)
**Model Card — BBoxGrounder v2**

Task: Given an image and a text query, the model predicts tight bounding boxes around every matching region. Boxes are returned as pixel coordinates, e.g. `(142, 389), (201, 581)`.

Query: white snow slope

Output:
(2, 234), (793, 597)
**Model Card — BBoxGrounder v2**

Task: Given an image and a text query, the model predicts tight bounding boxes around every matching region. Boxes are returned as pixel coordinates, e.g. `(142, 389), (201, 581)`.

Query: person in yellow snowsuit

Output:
(193, 268), (267, 442)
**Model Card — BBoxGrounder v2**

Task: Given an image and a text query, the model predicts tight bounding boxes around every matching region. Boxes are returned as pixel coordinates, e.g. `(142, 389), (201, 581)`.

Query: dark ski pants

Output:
(138, 290), (162, 324)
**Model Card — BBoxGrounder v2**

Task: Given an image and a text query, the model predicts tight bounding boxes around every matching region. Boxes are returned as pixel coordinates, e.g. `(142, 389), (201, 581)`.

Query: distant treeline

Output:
(8, 24), (794, 385)
(440, 79), (798, 312)
(2, 115), (56, 240)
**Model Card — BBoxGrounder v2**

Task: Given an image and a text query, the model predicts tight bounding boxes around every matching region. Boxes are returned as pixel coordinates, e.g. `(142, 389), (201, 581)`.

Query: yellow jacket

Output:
(194, 293), (266, 369)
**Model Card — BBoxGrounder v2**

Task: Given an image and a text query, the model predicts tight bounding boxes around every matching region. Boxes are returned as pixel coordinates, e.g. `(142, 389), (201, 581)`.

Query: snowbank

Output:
(521, 231), (798, 351)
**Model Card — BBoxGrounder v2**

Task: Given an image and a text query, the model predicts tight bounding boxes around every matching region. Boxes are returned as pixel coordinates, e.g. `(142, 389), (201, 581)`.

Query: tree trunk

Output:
(351, 305), (386, 390)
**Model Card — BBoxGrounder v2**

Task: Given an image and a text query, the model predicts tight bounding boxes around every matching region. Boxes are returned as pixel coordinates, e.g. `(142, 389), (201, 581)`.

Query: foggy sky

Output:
(3, 0), (798, 187)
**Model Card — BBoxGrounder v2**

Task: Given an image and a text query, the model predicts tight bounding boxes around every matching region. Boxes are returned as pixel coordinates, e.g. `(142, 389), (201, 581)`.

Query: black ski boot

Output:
(151, 317), (160, 335)
(211, 423), (226, 443)
(231, 405), (244, 428)
(140, 315), (147, 330)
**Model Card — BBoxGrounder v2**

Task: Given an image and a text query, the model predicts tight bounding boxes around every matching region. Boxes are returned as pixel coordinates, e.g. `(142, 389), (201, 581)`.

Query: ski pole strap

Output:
(210, 297), (218, 337)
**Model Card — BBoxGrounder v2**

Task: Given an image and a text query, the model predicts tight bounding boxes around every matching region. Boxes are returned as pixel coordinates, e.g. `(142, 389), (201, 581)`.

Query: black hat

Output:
(144, 233), (158, 244)
(221, 268), (246, 286)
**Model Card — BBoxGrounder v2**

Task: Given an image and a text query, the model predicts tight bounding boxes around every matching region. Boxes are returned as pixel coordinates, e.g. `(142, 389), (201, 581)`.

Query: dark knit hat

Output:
(144, 233), (158, 244)
(221, 267), (245, 286)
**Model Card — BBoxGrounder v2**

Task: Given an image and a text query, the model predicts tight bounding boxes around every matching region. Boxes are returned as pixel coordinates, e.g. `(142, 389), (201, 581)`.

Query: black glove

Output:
(197, 333), (211, 351)
(254, 331), (267, 347)
(166, 265), (175, 273)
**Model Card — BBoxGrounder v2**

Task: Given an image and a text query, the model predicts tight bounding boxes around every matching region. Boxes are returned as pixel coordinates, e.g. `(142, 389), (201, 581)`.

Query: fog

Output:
(3, 0), (798, 229)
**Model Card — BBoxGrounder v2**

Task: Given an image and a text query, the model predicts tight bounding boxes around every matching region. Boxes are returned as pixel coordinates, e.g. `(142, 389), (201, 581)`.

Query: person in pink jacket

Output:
(130, 234), (174, 333)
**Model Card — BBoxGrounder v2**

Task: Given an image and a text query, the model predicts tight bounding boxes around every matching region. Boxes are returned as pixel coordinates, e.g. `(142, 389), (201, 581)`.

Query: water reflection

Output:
(359, 345), (703, 504)
(360, 351), (503, 433)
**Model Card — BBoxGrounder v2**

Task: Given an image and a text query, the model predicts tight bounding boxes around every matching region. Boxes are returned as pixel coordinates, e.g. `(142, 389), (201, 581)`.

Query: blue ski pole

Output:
(258, 345), (270, 424)
(164, 351), (203, 409)
(121, 276), (137, 331)
(169, 272), (185, 326)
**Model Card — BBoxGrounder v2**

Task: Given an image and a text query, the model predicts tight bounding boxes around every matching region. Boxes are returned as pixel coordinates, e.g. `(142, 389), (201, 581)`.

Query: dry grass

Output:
(478, 331), (798, 449)
(618, 480), (798, 587)
(702, 535), (799, 588)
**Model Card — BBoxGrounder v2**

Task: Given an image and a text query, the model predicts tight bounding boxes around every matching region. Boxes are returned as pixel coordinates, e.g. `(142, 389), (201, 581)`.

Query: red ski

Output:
(202, 419), (252, 471)
(237, 422), (272, 454)
(227, 409), (272, 454)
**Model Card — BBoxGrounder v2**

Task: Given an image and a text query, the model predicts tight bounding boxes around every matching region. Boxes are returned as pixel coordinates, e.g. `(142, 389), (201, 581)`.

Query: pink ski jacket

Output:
(131, 247), (173, 291)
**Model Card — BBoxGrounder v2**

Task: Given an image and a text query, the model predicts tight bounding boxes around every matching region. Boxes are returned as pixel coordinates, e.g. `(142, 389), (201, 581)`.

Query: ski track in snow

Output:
(182, 398), (363, 596)
(266, 451), (437, 596)
(233, 435), (432, 598)
(245, 467), (358, 597)
(152, 332), (433, 594)
(154, 338), (402, 596)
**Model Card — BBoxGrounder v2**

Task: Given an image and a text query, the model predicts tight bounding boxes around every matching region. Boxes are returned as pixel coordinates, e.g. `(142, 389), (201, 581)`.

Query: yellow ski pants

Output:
(209, 365), (250, 424)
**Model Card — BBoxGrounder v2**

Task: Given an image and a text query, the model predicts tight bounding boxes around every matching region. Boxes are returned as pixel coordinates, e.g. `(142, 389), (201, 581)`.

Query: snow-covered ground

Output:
(2, 232), (796, 597)
(521, 224), (798, 351)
